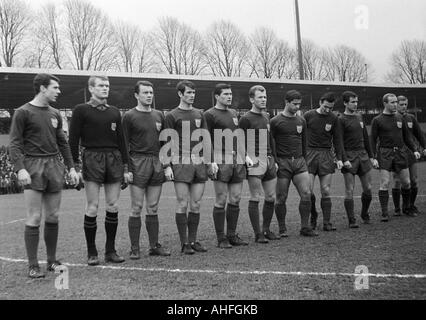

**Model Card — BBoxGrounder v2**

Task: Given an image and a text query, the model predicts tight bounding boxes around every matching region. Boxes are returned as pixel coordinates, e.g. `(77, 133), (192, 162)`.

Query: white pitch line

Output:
(0, 219), (26, 226)
(1, 256), (425, 279)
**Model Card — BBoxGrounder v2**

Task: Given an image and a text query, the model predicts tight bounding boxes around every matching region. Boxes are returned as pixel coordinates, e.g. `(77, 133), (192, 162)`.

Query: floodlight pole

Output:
(295, 0), (304, 80)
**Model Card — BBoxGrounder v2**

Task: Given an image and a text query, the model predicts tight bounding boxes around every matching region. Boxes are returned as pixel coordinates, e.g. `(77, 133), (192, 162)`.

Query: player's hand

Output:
(164, 166), (174, 181)
(336, 160), (343, 170)
(371, 158), (379, 169)
(68, 168), (80, 187)
(414, 151), (421, 160)
(17, 169), (31, 186)
(343, 161), (352, 169)
(209, 162), (219, 180)
(124, 172), (133, 184)
(245, 155), (254, 168)
(423, 149), (426, 157)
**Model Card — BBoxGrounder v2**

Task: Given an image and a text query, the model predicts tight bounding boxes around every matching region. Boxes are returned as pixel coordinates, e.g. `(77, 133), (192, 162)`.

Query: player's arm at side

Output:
(8, 108), (27, 173)
(68, 105), (84, 170)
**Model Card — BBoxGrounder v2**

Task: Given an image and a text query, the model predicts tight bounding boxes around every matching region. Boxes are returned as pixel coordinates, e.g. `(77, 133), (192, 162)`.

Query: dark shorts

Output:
(341, 150), (372, 176)
(212, 164), (246, 184)
(306, 149), (335, 176)
(83, 149), (124, 184)
(172, 164), (208, 184)
(23, 156), (65, 193)
(377, 147), (409, 173)
(276, 157), (308, 179)
(129, 154), (165, 189)
(247, 156), (277, 182)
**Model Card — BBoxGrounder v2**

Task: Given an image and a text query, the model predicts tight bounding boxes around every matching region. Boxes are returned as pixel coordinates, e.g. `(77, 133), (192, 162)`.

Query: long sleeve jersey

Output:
(338, 113), (373, 161)
(270, 113), (307, 159)
(370, 112), (416, 157)
(122, 108), (165, 156)
(303, 109), (343, 161)
(9, 103), (74, 171)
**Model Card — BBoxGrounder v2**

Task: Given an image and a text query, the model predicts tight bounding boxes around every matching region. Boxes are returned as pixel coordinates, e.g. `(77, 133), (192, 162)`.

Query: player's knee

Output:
(86, 203), (99, 216)
(411, 181), (417, 189)
(27, 212), (42, 226)
(264, 194), (276, 203)
(276, 193), (288, 205)
(345, 188), (354, 199)
(190, 200), (201, 212)
(45, 212), (60, 224)
(228, 193), (241, 206)
(215, 193), (227, 208)
(393, 180), (401, 189)
(106, 204), (118, 213)
(321, 186), (331, 198)
(401, 180), (411, 189)
(146, 203), (158, 215)
(131, 205), (143, 217)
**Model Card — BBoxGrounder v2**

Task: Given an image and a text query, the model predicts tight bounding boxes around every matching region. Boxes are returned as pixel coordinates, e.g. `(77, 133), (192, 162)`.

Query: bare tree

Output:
(248, 27), (296, 79)
(114, 21), (139, 72)
(204, 20), (249, 77)
(135, 33), (157, 73)
(35, 2), (65, 69)
(323, 45), (369, 82)
(387, 40), (426, 84)
(301, 39), (328, 80)
(0, 0), (32, 67)
(152, 17), (206, 75)
(64, 0), (115, 71)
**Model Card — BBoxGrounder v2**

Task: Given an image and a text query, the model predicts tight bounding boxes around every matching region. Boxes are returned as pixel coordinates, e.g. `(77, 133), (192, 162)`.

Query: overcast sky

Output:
(29, 0), (426, 83)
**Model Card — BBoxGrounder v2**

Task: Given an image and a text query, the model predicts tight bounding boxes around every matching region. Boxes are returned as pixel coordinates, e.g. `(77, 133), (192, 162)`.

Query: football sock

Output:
(361, 192), (372, 220)
(213, 206), (226, 241)
(410, 186), (418, 208)
(321, 197), (332, 224)
(105, 211), (118, 254)
(392, 188), (401, 211)
(274, 202), (287, 233)
(226, 203), (240, 237)
(145, 215), (159, 248)
(187, 212), (200, 244)
(44, 222), (59, 263)
(299, 200), (311, 229)
(248, 200), (261, 235)
(84, 215), (97, 257)
(262, 200), (275, 232)
(128, 216), (141, 251)
(401, 188), (411, 212)
(175, 213), (188, 246)
(378, 190), (389, 217)
(344, 199), (355, 222)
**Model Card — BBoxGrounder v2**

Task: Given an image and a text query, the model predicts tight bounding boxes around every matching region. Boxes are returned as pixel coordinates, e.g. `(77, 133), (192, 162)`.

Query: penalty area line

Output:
(1, 256), (425, 279)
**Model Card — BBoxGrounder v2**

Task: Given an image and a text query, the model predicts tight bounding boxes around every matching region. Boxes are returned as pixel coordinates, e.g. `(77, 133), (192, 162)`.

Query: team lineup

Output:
(8, 73), (426, 279)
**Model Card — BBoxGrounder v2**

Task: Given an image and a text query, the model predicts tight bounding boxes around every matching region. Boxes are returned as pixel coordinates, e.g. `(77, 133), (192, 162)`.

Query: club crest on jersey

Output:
(360, 122), (364, 128)
(51, 118), (58, 129)
(111, 122), (117, 131)
(396, 121), (402, 129)
(156, 122), (162, 131)
(408, 122), (413, 129)
(195, 119), (201, 128)
(233, 118), (238, 126)
(325, 124), (332, 132)
(296, 125), (303, 134)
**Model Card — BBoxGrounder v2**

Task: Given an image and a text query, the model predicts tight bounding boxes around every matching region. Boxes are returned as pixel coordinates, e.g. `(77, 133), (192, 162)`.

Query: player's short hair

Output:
(176, 80), (195, 94)
(88, 75), (109, 87)
(214, 83), (232, 96)
(320, 92), (335, 103)
(383, 93), (396, 104)
(285, 90), (302, 103)
(397, 95), (408, 102)
(33, 73), (60, 95)
(342, 91), (358, 103)
(134, 80), (154, 94)
(248, 85), (266, 98)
